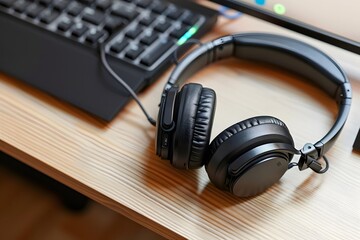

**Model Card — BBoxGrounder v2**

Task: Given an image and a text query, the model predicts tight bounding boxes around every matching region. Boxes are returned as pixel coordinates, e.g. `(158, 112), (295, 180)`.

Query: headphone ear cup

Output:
(172, 83), (216, 169)
(205, 116), (295, 197)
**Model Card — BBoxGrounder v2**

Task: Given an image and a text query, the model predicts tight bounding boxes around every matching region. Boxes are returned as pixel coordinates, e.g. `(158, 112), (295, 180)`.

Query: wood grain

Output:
(1, 12), (360, 239)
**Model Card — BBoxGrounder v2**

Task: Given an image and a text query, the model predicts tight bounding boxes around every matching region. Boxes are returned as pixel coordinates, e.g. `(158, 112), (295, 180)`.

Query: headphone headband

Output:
(164, 33), (352, 158)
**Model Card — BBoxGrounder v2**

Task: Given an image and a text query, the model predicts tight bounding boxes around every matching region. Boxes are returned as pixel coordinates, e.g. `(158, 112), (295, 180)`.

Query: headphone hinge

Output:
(298, 143), (322, 172)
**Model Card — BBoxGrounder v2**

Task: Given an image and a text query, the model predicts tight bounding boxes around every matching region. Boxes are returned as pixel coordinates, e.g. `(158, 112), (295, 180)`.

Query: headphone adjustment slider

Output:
(211, 36), (234, 62)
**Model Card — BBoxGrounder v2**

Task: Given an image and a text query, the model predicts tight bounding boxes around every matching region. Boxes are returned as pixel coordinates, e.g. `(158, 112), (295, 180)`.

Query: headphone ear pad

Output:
(205, 116), (295, 195)
(172, 83), (216, 169)
(190, 87), (216, 168)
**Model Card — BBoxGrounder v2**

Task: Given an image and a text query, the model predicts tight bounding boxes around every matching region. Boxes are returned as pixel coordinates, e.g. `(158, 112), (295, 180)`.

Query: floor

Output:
(0, 152), (166, 240)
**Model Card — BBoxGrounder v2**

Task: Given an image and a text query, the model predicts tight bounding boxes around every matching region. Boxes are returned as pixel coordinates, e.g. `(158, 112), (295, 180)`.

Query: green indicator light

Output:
(273, 3), (286, 15)
(188, 26), (198, 35)
(177, 26), (199, 45)
(177, 37), (187, 46)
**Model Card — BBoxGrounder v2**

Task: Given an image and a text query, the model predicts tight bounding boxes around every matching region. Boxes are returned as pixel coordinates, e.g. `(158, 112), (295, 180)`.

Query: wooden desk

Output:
(1, 10), (360, 239)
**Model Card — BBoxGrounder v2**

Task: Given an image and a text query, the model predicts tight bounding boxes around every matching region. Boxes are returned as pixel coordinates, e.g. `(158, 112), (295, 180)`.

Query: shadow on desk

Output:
(140, 140), (325, 208)
(0, 151), (89, 211)
(0, 152), (165, 240)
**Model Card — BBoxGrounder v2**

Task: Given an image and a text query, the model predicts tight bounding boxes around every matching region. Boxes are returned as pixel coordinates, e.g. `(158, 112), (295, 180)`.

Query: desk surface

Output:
(1, 6), (360, 239)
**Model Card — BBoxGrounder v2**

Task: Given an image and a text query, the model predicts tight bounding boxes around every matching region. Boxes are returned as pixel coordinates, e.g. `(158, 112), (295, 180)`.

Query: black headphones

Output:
(155, 33), (352, 197)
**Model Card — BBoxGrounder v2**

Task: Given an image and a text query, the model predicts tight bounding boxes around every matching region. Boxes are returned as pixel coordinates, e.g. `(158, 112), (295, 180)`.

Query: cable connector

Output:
(297, 143), (329, 174)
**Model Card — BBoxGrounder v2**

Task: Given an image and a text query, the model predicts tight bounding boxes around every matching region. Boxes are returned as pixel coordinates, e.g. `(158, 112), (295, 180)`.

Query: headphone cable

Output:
(99, 43), (156, 126)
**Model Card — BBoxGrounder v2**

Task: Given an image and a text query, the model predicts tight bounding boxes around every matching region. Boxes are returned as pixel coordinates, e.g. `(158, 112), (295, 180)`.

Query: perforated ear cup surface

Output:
(205, 116), (295, 191)
(172, 83), (216, 169)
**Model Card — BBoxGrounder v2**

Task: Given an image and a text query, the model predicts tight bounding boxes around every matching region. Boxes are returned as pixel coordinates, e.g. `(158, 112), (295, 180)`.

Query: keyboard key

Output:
(170, 25), (189, 39)
(38, 0), (52, 6)
(136, 0), (151, 8)
(71, 24), (89, 38)
(39, 9), (59, 24)
(125, 45), (144, 60)
(26, 4), (44, 18)
(78, 0), (95, 4)
(95, 0), (111, 11)
(154, 21), (171, 32)
(86, 29), (106, 44)
(103, 16), (124, 33)
(140, 32), (158, 45)
(139, 13), (156, 26)
(112, 5), (139, 21)
(53, 0), (69, 11)
(151, 1), (167, 14)
(57, 18), (73, 31)
(125, 28), (142, 39)
(0, 0), (15, 8)
(182, 12), (200, 26)
(13, 0), (30, 13)
(140, 39), (173, 66)
(166, 5), (184, 19)
(82, 10), (105, 25)
(67, 2), (84, 16)
(110, 40), (128, 54)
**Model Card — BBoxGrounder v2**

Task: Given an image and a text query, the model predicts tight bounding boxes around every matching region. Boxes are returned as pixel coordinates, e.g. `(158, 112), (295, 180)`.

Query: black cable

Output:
(99, 43), (156, 126)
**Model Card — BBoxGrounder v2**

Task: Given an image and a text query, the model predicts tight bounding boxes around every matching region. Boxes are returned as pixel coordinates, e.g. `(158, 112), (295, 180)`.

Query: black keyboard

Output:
(0, 0), (217, 121)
